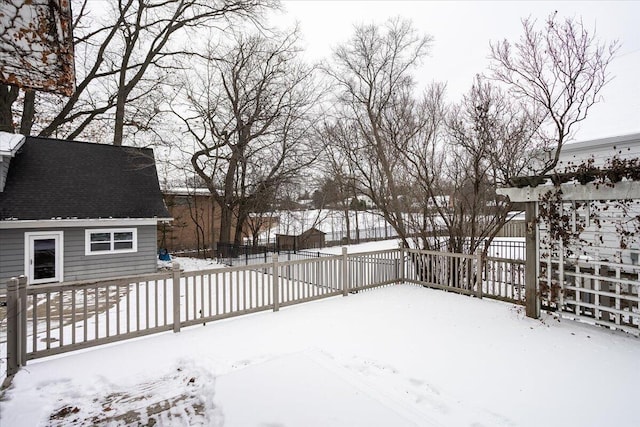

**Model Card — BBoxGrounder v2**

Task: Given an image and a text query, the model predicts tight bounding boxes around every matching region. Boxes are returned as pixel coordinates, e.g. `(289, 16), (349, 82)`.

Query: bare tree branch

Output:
(489, 12), (619, 175)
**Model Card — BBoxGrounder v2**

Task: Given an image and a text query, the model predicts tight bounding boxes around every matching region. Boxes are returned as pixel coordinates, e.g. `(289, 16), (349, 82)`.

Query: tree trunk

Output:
(210, 199), (217, 256)
(343, 207), (351, 244)
(218, 206), (233, 245)
(113, 87), (126, 146)
(0, 85), (19, 133)
(20, 90), (36, 135)
(233, 223), (243, 246)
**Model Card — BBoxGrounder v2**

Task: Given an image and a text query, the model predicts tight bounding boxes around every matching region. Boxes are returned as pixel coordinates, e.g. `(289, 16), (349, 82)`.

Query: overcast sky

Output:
(270, 1), (640, 143)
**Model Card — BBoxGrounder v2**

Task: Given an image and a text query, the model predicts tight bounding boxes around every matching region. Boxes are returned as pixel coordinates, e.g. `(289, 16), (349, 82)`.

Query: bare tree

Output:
(1, 0), (274, 144)
(432, 76), (540, 254)
(489, 12), (619, 174)
(314, 130), (361, 244)
(326, 18), (543, 255)
(324, 17), (433, 248)
(174, 28), (321, 249)
(0, 0), (75, 97)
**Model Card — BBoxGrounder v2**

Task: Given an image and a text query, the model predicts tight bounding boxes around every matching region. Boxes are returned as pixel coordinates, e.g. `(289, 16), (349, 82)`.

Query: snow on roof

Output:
(163, 187), (212, 196)
(0, 0), (75, 95)
(0, 131), (25, 156)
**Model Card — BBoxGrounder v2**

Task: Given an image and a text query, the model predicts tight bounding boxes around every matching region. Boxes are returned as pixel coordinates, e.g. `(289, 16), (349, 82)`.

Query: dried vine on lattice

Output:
(536, 153), (640, 301)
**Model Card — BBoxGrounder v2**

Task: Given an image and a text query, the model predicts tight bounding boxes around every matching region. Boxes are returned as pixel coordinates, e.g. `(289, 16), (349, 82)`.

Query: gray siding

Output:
(0, 224), (158, 288)
(0, 227), (24, 285)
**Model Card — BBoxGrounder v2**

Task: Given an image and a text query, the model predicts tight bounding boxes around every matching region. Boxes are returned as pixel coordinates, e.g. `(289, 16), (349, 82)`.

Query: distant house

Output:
(161, 189), (280, 252)
(0, 134), (171, 286)
(499, 132), (640, 264)
(276, 227), (326, 251)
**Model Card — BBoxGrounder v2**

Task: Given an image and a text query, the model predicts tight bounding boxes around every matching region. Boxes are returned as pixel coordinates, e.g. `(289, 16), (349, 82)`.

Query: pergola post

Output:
(525, 201), (540, 318)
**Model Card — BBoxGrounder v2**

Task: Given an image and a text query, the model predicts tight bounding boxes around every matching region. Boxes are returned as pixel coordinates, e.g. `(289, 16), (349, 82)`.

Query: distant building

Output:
(161, 188), (225, 253)
(276, 227), (326, 251)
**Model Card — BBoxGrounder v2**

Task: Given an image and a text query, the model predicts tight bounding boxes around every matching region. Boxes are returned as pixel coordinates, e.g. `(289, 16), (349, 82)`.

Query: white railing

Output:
(404, 248), (483, 297)
(483, 256), (526, 303)
(3, 246), (530, 378)
(348, 249), (400, 292)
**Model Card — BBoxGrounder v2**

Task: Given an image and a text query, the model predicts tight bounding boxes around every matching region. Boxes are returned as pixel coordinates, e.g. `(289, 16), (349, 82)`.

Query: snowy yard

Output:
(1, 282), (639, 426)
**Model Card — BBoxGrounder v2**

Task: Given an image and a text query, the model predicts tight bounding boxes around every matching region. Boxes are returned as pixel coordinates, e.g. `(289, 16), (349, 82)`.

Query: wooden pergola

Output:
(498, 180), (640, 327)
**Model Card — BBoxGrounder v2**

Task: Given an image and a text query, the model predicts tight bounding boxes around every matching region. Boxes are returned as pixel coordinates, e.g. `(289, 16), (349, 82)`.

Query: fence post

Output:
(399, 246), (406, 283)
(18, 276), (27, 366)
(272, 254), (280, 312)
(525, 202), (540, 318)
(342, 247), (349, 296)
(475, 253), (484, 299)
(6, 277), (19, 377)
(172, 262), (181, 333)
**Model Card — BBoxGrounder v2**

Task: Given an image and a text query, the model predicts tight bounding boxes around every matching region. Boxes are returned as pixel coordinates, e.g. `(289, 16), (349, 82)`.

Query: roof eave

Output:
(0, 217), (173, 229)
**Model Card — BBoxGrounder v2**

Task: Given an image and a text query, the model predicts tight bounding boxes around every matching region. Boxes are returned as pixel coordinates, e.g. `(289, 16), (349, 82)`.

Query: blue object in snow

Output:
(158, 248), (171, 261)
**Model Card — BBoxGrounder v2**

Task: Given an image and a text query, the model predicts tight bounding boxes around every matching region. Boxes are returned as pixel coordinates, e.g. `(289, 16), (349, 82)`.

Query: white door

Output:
(25, 231), (64, 284)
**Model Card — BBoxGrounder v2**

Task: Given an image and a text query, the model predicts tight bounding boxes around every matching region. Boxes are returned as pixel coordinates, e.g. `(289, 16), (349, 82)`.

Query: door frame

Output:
(24, 231), (64, 285)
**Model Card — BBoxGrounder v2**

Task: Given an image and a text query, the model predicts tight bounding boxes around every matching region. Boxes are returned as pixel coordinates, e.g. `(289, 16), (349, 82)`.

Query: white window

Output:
(85, 228), (137, 255)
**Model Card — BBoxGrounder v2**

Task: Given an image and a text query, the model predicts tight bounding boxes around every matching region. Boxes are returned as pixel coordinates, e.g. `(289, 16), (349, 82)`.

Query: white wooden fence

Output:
(3, 247), (527, 379)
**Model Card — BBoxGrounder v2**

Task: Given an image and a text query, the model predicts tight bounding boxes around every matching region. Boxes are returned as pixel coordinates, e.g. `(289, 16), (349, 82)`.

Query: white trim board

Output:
(0, 217), (171, 229)
(497, 181), (640, 202)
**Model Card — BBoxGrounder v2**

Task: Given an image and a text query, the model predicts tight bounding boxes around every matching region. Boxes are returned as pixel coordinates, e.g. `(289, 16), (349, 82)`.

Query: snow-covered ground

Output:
(160, 256), (226, 271)
(321, 238), (401, 254)
(1, 279), (639, 425)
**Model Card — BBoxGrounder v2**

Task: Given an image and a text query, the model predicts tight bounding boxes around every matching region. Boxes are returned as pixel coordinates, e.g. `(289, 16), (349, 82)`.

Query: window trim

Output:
(85, 228), (138, 255)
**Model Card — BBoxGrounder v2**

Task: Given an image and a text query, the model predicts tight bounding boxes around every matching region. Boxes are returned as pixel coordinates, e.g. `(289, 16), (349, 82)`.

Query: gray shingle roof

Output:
(0, 136), (170, 221)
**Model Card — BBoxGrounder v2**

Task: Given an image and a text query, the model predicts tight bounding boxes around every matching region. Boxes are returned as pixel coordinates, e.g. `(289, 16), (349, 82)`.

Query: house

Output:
(0, 133), (171, 287)
(161, 188), (248, 254)
(499, 132), (640, 265)
(161, 188), (219, 254)
(276, 227), (326, 251)
(161, 188), (279, 253)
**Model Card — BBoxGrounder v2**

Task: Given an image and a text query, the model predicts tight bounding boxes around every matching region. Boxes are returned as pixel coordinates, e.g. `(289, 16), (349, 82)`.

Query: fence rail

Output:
(3, 246), (530, 379)
(7, 240), (634, 380)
